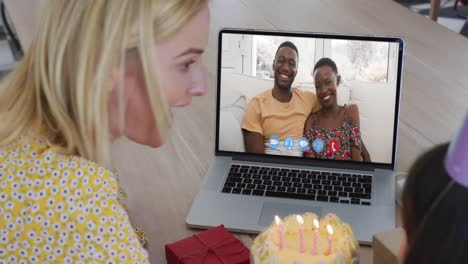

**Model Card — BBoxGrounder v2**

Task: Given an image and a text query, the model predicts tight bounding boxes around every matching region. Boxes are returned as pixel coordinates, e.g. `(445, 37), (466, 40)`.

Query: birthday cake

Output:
(251, 213), (359, 264)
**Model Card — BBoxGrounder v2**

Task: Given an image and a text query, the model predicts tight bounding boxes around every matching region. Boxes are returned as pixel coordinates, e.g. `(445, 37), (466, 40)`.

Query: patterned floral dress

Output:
(304, 106), (362, 160)
(0, 125), (149, 263)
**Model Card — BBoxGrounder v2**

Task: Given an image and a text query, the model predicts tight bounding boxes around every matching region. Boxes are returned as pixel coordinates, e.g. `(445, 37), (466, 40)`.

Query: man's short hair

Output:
(274, 41), (299, 61)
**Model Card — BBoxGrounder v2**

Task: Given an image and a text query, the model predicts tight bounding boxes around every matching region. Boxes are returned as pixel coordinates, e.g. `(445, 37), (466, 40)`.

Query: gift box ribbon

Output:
(178, 232), (248, 263)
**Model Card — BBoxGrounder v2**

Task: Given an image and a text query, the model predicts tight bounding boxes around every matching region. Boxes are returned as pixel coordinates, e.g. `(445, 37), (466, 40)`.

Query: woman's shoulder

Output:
(1, 123), (116, 171)
(1, 132), (119, 193)
(306, 111), (319, 121)
(345, 104), (360, 124)
(0, 144), (149, 261)
(345, 104), (359, 113)
(44, 151), (119, 190)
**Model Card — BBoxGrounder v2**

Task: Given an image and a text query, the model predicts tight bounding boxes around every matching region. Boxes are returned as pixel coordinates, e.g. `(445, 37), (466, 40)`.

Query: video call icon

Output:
(312, 138), (325, 153)
(269, 135), (280, 149)
(329, 139), (340, 154)
(298, 137), (310, 152)
(284, 136), (295, 150)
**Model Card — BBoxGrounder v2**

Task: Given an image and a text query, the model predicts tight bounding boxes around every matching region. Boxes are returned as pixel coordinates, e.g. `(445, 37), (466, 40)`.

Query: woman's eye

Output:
(181, 60), (196, 71)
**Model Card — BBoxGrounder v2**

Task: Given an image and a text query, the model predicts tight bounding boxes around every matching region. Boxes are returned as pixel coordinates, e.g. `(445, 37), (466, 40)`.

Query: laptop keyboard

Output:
(222, 164), (372, 206)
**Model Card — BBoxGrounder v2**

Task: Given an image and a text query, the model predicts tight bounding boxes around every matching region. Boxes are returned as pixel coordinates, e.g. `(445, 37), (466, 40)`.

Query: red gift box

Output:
(165, 225), (250, 264)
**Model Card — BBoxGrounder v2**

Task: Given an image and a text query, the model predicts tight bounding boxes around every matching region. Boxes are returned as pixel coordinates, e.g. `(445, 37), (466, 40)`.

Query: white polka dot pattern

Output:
(0, 132), (149, 263)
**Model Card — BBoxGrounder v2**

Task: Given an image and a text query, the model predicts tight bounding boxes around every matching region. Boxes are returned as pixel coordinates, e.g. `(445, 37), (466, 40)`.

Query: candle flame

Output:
(313, 218), (320, 229)
(296, 215), (304, 225)
(275, 215), (281, 225)
(327, 224), (334, 235)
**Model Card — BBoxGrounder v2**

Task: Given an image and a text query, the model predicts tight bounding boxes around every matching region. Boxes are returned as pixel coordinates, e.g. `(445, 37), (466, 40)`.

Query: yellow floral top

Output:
(0, 129), (149, 263)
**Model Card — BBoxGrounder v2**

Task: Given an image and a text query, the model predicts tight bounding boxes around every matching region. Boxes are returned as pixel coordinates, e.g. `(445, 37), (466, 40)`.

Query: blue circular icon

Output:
(269, 135), (280, 149)
(284, 136), (295, 150)
(312, 138), (325, 153)
(298, 137), (310, 152)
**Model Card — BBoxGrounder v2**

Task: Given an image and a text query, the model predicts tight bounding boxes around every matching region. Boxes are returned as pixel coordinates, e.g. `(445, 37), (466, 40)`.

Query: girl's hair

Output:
(402, 143), (468, 264)
(0, 0), (207, 166)
(313, 57), (338, 74)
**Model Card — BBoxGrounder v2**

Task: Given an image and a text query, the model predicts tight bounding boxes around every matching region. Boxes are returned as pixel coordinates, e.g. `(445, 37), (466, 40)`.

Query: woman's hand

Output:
(360, 141), (371, 162)
(350, 146), (362, 161)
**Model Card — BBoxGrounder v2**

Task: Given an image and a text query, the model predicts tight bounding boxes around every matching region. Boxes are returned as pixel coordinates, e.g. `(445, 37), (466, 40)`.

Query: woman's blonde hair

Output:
(0, 0), (207, 166)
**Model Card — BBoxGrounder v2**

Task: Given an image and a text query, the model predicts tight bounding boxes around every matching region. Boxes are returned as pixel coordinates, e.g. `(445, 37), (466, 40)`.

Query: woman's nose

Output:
(189, 66), (208, 96)
(189, 82), (207, 96)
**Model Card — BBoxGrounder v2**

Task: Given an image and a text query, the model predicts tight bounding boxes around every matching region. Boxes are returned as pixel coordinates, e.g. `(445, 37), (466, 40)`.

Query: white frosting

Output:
(251, 213), (359, 264)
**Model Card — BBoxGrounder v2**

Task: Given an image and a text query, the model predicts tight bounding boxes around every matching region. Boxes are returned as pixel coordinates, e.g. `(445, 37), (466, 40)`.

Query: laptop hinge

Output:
(231, 155), (375, 171)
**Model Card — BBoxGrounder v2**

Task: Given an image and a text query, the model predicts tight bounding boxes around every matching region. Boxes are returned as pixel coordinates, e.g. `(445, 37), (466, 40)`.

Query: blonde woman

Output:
(0, 0), (209, 262)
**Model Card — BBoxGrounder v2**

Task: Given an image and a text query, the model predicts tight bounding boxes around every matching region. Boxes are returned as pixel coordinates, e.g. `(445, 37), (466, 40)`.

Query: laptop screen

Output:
(216, 29), (403, 167)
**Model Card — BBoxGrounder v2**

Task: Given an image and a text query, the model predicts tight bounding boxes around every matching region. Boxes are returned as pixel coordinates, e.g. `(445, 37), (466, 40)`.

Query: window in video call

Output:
(218, 32), (400, 165)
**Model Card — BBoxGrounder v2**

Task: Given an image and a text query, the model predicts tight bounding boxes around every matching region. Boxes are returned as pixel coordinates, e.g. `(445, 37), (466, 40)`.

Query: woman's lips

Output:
(321, 94), (332, 103)
(174, 97), (192, 107)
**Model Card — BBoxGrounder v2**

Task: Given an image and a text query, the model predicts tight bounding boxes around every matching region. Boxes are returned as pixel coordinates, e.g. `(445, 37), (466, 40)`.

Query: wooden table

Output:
(5, 0), (468, 263)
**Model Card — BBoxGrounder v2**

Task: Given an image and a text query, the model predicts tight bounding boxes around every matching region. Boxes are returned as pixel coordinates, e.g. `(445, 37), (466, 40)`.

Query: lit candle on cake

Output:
(274, 215), (285, 250)
(296, 215), (305, 253)
(312, 218), (319, 255)
(326, 224), (334, 255)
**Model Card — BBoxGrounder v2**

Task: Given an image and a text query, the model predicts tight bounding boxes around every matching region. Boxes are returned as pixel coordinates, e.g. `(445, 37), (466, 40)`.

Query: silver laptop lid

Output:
(215, 29), (404, 172)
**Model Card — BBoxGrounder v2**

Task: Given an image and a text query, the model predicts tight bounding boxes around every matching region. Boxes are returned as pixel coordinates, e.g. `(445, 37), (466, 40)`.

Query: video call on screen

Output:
(218, 32), (400, 165)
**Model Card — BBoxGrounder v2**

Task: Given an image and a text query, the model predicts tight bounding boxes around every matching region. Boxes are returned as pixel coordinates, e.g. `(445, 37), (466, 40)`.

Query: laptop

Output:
(187, 29), (404, 244)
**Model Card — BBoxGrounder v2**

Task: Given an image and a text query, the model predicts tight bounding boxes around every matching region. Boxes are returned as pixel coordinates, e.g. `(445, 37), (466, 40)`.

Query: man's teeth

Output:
(324, 95), (331, 100)
(280, 74), (288, 79)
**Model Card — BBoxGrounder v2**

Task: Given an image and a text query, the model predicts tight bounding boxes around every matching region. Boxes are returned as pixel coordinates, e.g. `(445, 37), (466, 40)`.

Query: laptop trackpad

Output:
(258, 201), (323, 226)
